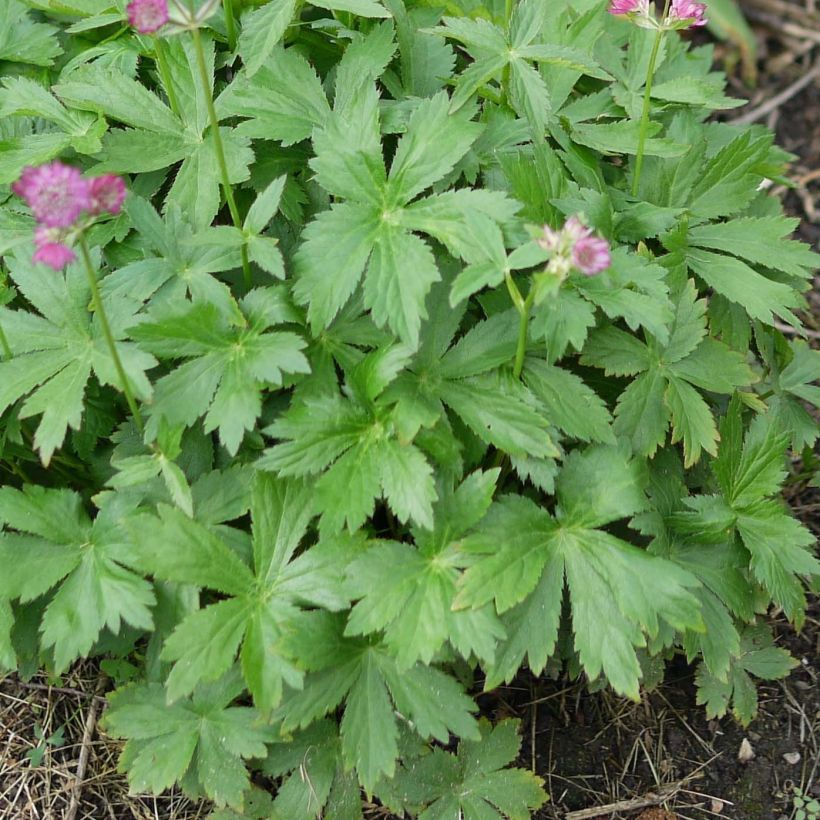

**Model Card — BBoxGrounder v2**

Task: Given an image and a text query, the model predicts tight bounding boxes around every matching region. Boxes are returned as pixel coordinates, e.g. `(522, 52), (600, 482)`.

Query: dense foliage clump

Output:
(0, 0), (817, 815)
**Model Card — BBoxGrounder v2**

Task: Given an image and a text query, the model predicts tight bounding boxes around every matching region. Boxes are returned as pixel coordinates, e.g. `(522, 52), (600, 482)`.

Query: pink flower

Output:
(536, 224), (562, 252)
(126, 0), (169, 33)
(669, 0), (707, 26)
(12, 162), (91, 229)
(608, 0), (650, 14)
(572, 235), (611, 276)
(33, 227), (76, 271)
(90, 175), (126, 215)
(563, 215), (592, 244)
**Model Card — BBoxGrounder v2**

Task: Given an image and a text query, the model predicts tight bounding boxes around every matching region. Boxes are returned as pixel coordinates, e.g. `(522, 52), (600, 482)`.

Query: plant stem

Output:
(505, 0), (514, 31)
(222, 0), (238, 52)
(153, 37), (182, 118)
(631, 21), (667, 197)
(0, 324), (12, 360)
(190, 26), (252, 287)
(513, 288), (535, 379)
(78, 235), (144, 433)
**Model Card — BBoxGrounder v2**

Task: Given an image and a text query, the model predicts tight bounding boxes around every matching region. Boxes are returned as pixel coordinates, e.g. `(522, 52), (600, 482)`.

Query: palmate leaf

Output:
(128, 475), (352, 711)
(101, 197), (242, 319)
(258, 340), (439, 532)
(344, 470), (505, 668)
(695, 623), (797, 725)
(582, 279), (755, 465)
(293, 91), (485, 347)
(55, 43), (253, 228)
(0, 487), (154, 672)
(766, 339), (820, 450)
(260, 719), (362, 820)
(430, 0), (608, 120)
(0, 251), (156, 464)
(277, 611), (479, 794)
(0, 0), (61, 66)
(388, 719), (547, 820)
(104, 669), (273, 810)
(456, 446), (703, 698)
(131, 289), (309, 454)
(671, 401), (819, 625)
(384, 307), (559, 461)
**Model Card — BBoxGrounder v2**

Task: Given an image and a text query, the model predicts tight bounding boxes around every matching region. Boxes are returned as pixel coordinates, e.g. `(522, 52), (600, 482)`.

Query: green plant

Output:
(0, 0), (818, 816)
(794, 787), (820, 820)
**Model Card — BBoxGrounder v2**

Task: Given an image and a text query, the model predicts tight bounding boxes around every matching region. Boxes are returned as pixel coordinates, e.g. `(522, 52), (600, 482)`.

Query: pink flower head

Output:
(90, 175), (126, 215)
(669, 0), (707, 26)
(572, 235), (611, 276)
(127, 0), (169, 33)
(608, 0), (650, 15)
(12, 162), (91, 229)
(536, 224), (562, 252)
(33, 227), (76, 271)
(563, 215), (592, 244)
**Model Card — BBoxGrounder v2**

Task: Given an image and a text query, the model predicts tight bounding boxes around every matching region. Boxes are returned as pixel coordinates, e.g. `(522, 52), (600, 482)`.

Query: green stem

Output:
(631, 23), (666, 197)
(0, 324), (12, 360)
(513, 288), (535, 379)
(505, 0), (514, 31)
(190, 26), (252, 287)
(78, 236), (144, 433)
(222, 0), (238, 52)
(154, 37), (182, 119)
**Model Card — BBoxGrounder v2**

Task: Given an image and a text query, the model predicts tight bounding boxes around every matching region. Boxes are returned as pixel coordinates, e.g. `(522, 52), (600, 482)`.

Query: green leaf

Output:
(0, 0), (61, 65)
(387, 93), (483, 204)
(391, 719), (547, 820)
(458, 492), (701, 699)
(345, 473), (503, 667)
(238, 0), (299, 77)
(364, 226), (440, 348)
(688, 217), (820, 281)
(555, 445), (648, 528)
(340, 652), (398, 792)
(312, 0), (391, 16)
(132, 297), (309, 454)
(0, 488), (154, 672)
(613, 368), (671, 459)
(104, 673), (271, 809)
(686, 248), (802, 328)
(571, 120), (688, 157)
(132, 478), (348, 708)
(665, 375), (719, 467)
(0, 256), (156, 465)
(216, 46), (331, 144)
(439, 376), (557, 460)
(55, 66), (181, 134)
(696, 624), (797, 725)
(378, 439), (436, 529)
(293, 203), (380, 334)
(279, 617), (477, 792)
(736, 502), (818, 625)
(523, 360), (615, 443)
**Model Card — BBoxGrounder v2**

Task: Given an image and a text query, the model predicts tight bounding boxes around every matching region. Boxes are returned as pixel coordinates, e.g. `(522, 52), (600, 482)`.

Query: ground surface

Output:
(1, 2), (818, 818)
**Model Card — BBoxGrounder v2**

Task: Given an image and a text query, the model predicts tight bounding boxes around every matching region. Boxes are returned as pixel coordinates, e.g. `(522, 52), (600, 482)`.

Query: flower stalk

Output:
(631, 18), (666, 197)
(513, 287), (535, 379)
(78, 235), (144, 432)
(189, 25), (251, 287)
(222, 0), (237, 51)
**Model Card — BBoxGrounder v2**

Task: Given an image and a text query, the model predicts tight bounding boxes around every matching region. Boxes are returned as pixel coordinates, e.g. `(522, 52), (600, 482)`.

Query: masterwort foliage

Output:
(0, 0), (818, 815)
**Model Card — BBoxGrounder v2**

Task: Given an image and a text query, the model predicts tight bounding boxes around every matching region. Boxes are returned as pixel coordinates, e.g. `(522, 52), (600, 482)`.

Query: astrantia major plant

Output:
(0, 0), (818, 816)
